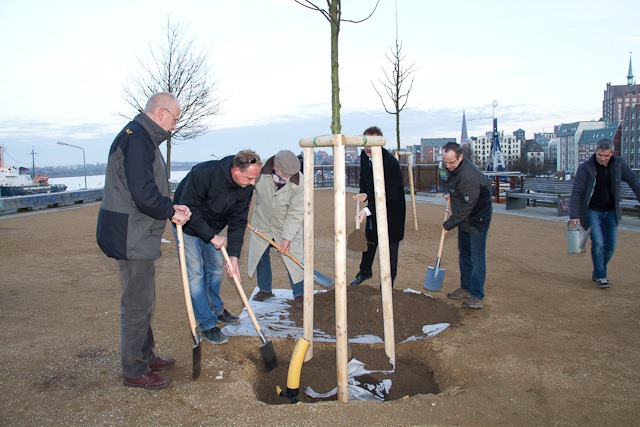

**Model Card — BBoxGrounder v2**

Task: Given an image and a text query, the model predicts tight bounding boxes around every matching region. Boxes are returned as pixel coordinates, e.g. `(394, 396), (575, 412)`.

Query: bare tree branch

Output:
(121, 17), (223, 175)
(296, 0), (378, 134)
(371, 7), (418, 151)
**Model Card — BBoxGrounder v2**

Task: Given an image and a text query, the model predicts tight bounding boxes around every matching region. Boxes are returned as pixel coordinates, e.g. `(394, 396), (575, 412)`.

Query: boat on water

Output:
(0, 165), (67, 197)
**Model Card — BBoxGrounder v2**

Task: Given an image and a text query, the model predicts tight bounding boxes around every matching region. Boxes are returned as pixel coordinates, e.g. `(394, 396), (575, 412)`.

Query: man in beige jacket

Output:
(247, 150), (305, 308)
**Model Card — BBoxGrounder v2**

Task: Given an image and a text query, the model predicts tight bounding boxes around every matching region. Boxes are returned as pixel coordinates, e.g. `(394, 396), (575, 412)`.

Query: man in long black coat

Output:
(349, 126), (406, 287)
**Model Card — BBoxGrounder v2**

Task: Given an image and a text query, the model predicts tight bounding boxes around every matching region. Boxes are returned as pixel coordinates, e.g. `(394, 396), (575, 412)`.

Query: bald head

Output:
(145, 92), (181, 132)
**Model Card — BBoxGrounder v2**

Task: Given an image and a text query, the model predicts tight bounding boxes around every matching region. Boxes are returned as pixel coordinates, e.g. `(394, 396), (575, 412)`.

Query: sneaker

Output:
(595, 278), (610, 289)
(217, 308), (240, 325)
(201, 327), (228, 344)
(446, 287), (471, 300)
(252, 291), (275, 302)
(462, 296), (483, 309)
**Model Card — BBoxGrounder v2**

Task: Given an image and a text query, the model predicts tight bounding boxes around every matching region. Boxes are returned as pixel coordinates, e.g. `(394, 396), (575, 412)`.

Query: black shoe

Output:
(217, 308), (240, 325)
(202, 327), (228, 344)
(349, 273), (372, 286)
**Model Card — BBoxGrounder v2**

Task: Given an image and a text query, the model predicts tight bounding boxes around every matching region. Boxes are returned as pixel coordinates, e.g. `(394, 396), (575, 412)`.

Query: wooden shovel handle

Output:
(355, 198), (361, 230)
(220, 246), (267, 344)
(246, 223), (305, 270)
(176, 224), (199, 341)
(436, 200), (451, 258)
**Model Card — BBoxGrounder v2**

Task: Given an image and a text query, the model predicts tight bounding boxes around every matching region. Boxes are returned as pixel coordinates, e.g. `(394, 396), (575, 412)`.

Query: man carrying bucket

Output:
(569, 139), (640, 289)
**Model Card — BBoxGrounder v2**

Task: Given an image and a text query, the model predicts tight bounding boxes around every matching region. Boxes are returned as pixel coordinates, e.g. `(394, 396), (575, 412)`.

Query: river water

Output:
(48, 170), (191, 191)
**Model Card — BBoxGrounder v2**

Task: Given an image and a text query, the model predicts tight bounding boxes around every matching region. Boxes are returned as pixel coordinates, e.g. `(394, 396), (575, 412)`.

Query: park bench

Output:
(505, 178), (572, 216)
(505, 178), (639, 216)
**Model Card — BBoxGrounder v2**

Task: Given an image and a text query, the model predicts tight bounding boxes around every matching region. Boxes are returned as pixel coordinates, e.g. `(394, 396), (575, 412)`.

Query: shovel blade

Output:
(313, 270), (334, 287)
(424, 265), (445, 291)
(260, 340), (278, 372)
(192, 342), (202, 380)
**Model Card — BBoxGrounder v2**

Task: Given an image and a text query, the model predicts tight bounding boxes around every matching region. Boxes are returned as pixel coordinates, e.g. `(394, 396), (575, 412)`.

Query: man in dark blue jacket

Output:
(173, 150), (261, 345)
(97, 92), (191, 390)
(442, 142), (493, 309)
(569, 139), (640, 288)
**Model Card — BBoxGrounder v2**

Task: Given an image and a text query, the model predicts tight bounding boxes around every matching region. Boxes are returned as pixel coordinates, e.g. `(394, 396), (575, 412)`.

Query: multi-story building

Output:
(419, 137), (456, 163)
(534, 131), (557, 164)
(556, 121), (607, 174)
(471, 131), (521, 170)
(524, 140), (544, 165)
(621, 104), (640, 168)
(576, 125), (620, 165)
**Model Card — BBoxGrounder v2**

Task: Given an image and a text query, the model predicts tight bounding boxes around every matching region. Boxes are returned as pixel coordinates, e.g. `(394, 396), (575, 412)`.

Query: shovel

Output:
(246, 223), (334, 287)
(424, 200), (450, 292)
(176, 224), (202, 380)
(347, 198), (368, 252)
(221, 246), (278, 372)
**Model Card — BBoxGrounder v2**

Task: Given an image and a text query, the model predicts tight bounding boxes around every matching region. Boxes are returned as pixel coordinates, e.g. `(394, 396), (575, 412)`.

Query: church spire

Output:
(628, 52), (635, 86)
(460, 110), (468, 145)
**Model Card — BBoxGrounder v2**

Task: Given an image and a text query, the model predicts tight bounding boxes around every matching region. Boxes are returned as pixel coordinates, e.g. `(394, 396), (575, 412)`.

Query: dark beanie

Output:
(274, 150), (301, 175)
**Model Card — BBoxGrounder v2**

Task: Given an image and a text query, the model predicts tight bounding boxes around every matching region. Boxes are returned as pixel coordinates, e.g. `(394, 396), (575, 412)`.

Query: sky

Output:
(1, 0), (639, 170)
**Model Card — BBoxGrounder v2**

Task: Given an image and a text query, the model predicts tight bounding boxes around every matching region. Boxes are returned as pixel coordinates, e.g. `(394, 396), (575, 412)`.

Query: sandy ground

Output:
(1, 189), (639, 426)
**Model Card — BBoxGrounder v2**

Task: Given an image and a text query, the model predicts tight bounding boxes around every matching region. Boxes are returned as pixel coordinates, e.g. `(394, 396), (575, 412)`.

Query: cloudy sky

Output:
(1, 0), (638, 170)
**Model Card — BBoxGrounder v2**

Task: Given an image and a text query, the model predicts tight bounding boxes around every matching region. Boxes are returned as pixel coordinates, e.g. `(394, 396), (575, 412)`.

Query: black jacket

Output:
(173, 156), (253, 258)
(569, 154), (640, 226)
(359, 148), (406, 244)
(443, 157), (492, 233)
(96, 113), (174, 260)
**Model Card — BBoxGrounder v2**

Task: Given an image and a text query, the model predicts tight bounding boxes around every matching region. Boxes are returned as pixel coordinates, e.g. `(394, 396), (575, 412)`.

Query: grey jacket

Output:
(96, 113), (175, 260)
(569, 154), (640, 226)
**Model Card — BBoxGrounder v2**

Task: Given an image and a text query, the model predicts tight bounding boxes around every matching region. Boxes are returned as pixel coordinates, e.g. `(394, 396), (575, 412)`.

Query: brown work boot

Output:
(149, 356), (176, 372)
(253, 291), (275, 302)
(123, 371), (172, 390)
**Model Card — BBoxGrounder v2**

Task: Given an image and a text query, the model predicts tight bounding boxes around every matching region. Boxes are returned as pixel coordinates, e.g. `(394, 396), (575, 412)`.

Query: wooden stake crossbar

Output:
(394, 151), (418, 231)
(300, 134), (395, 403)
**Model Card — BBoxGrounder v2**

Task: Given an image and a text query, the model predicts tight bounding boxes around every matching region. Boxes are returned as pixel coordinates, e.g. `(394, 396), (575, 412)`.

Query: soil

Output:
(1, 189), (639, 426)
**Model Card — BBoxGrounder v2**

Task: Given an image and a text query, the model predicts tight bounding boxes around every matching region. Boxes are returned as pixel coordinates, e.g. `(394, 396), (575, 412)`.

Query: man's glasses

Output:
(238, 158), (258, 166)
(443, 156), (460, 165)
(163, 108), (180, 125)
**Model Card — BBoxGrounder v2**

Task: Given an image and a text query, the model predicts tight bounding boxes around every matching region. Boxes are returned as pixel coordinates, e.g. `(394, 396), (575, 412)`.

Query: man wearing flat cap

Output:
(248, 150), (306, 309)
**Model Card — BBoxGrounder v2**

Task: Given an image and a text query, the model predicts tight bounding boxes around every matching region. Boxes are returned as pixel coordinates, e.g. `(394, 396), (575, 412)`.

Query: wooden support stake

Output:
(395, 151), (418, 231)
(303, 146), (315, 362)
(370, 146), (396, 364)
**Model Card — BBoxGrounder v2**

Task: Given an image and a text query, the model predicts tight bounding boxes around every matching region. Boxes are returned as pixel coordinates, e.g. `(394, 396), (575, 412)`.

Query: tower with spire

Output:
(602, 53), (639, 125)
(628, 51), (635, 86)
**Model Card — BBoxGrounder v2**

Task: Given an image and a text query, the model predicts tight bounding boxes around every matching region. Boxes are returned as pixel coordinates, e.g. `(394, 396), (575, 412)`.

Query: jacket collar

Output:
(134, 112), (171, 146)
(260, 156), (300, 185)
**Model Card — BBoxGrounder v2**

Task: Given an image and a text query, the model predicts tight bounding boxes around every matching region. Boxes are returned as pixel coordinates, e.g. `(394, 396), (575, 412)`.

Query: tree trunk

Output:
(329, 1), (342, 135)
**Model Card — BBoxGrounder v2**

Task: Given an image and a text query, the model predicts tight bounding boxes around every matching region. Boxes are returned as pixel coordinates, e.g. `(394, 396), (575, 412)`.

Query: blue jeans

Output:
(586, 209), (617, 279)
(458, 228), (488, 300)
(173, 227), (224, 332)
(118, 259), (157, 378)
(256, 247), (304, 297)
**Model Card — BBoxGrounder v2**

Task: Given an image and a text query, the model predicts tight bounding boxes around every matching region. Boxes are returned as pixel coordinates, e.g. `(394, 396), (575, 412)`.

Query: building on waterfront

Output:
(577, 125), (620, 165)
(602, 54), (639, 125)
(471, 131), (521, 170)
(417, 137), (456, 163)
(621, 103), (640, 168)
(555, 121), (607, 175)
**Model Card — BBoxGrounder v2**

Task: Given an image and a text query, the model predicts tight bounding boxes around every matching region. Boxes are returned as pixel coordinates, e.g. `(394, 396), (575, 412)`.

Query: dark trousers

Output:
(118, 259), (156, 378)
(358, 241), (400, 285)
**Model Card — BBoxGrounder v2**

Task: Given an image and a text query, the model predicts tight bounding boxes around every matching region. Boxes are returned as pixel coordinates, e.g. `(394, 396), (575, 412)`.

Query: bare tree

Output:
(371, 1), (418, 152)
(122, 18), (222, 176)
(295, 0), (379, 134)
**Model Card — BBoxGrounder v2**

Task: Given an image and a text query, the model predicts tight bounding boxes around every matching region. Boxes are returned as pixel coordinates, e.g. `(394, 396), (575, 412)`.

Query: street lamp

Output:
(57, 141), (87, 189)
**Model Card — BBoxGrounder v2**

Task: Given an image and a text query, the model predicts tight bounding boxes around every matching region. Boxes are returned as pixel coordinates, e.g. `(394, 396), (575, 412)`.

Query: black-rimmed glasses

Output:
(163, 108), (180, 125)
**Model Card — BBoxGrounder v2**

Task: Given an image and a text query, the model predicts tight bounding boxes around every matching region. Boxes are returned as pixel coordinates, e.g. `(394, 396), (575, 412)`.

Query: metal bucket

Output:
(566, 222), (590, 254)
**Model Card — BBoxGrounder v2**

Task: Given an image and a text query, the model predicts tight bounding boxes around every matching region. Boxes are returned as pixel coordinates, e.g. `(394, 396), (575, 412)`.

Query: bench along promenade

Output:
(504, 178), (639, 216)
